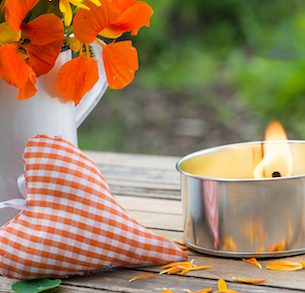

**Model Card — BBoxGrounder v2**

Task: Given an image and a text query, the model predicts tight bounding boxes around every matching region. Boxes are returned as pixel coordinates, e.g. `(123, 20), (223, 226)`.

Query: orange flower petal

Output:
(102, 41), (139, 90)
(109, 1), (153, 36)
(0, 44), (31, 88)
(214, 279), (239, 293)
(162, 289), (174, 293)
(73, 1), (116, 44)
(242, 258), (262, 269)
(128, 273), (155, 282)
(161, 261), (193, 269)
(266, 261), (303, 271)
(26, 40), (62, 76)
(180, 266), (214, 275)
(173, 240), (186, 246)
(17, 68), (37, 100)
(4, 0), (39, 32)
(21, 14), (64, 45)
(56, 56), (99, 104)
(218, 279), (228, 291)
(184, 289), (212, 293)
(232, 277), (267, 284)
(298, 261), (305, 268)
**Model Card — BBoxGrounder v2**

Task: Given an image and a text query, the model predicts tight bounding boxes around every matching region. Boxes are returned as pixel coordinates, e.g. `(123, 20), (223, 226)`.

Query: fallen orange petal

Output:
(180, 265), (214, 275)
(242, 258), (262, 269)
(128, 273), (155, 282)
(298, 261), (305, 268)
(214, 279), (239, 293)
(160, 266), (184, 275)
(162, 289), (174, 293)
(102, 40), (139, 90)
(173, 240), (186, 246)
(183, 289), (212, 293)
(56, 55), (99, 104)
(161, 260), (193, 269)
(266, 261), (303, 271)
(232, 277), (267, 284)
(4, 0), (39, 32)
(21, 14), (64, 45)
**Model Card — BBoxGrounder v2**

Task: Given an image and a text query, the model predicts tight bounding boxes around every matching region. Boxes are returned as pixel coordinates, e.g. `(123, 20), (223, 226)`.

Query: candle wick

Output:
(272, 171), (281, 178)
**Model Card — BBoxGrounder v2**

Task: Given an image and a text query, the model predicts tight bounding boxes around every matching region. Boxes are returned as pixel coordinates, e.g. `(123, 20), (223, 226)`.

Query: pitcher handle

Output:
(75, 42), (108, 128)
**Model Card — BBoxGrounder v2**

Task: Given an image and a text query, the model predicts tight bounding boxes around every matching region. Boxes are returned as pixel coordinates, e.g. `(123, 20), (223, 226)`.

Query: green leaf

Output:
(12, 279), (62, 293)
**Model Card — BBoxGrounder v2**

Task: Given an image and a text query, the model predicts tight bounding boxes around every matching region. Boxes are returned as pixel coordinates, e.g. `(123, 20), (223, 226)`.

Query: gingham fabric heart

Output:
(0, 135), (187, 279)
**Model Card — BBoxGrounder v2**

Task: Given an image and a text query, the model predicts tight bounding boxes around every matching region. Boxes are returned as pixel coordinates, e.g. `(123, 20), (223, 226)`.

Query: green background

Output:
(79, 0), (305, 155)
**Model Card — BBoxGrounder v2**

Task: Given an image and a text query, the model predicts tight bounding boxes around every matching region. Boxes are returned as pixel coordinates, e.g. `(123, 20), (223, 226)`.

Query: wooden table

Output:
(1, 151), (305, 292)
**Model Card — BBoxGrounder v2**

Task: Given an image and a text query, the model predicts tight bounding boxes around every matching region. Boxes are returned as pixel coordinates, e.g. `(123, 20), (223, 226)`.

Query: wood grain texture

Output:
(2, 151), (303, 292)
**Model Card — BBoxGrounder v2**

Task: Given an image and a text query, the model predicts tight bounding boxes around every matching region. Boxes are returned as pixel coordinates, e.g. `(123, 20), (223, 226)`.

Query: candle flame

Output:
(253, 121), (292, 178)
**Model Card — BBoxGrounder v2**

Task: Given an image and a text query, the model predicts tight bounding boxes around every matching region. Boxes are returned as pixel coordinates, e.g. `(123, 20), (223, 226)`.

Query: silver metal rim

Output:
(176, 140), (305, 182)
(185, 241), (305, 258)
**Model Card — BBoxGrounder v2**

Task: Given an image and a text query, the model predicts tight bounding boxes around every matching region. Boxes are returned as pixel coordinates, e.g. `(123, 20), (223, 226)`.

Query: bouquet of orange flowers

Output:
(0, 0), (153, 103)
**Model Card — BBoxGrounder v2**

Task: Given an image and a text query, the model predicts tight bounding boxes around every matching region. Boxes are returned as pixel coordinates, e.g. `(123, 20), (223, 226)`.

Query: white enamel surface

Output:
(0, 47), (107, 226)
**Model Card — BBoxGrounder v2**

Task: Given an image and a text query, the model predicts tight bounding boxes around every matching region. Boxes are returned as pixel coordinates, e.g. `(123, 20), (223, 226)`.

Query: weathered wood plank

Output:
(130, 211), (183, 231)
(116, 195), (182, 215)
(65, 269), (301, 293)
(85, 151), (182, 200)
(139, 254), (305, 291)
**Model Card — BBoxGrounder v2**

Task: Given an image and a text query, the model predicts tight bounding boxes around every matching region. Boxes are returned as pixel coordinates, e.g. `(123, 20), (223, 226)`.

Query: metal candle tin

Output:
(176, 140), (305, 258)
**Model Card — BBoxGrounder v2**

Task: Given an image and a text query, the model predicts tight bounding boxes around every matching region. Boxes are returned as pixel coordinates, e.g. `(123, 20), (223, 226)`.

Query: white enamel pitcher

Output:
(0, 43), (107, 226)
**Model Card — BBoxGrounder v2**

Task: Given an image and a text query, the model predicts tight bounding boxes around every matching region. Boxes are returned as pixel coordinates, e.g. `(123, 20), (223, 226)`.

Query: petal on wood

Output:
(22, 14), (64, 45)
(232, 277), (267, 284)
(4, 0), (39, 32)
(161, 261), (193, 269)
(128, 273), (155, 282)
(298, 261), (305, 268)
(242, 258), (262, 269)
(183, 289), (212, 293)
(180, 266), (214, 275)
(26, 40), (62, 76)
(56, 56), (99, 104)
(102, 41), (139, 90)
(162, 289), (174, 293)
(266, 261), (303, 271)
(0, 44), (31, 88)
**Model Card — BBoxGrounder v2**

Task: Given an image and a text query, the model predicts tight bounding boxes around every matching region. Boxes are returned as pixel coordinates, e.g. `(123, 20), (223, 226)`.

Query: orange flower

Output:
(0, 44), (37, 99)
(1, 0), (64, 99)
(73, 0), (153, 44)
(56, 55), (99, 104)
(102, 41), (139, 89)
(4, 0), (39, 32)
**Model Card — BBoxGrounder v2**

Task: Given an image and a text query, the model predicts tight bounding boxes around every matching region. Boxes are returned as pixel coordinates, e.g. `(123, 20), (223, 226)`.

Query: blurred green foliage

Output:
(80, 0), (305, 153)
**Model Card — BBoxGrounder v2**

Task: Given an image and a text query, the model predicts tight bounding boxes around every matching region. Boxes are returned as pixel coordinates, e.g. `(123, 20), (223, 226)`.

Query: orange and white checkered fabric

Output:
(0, 135), (187, 279)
